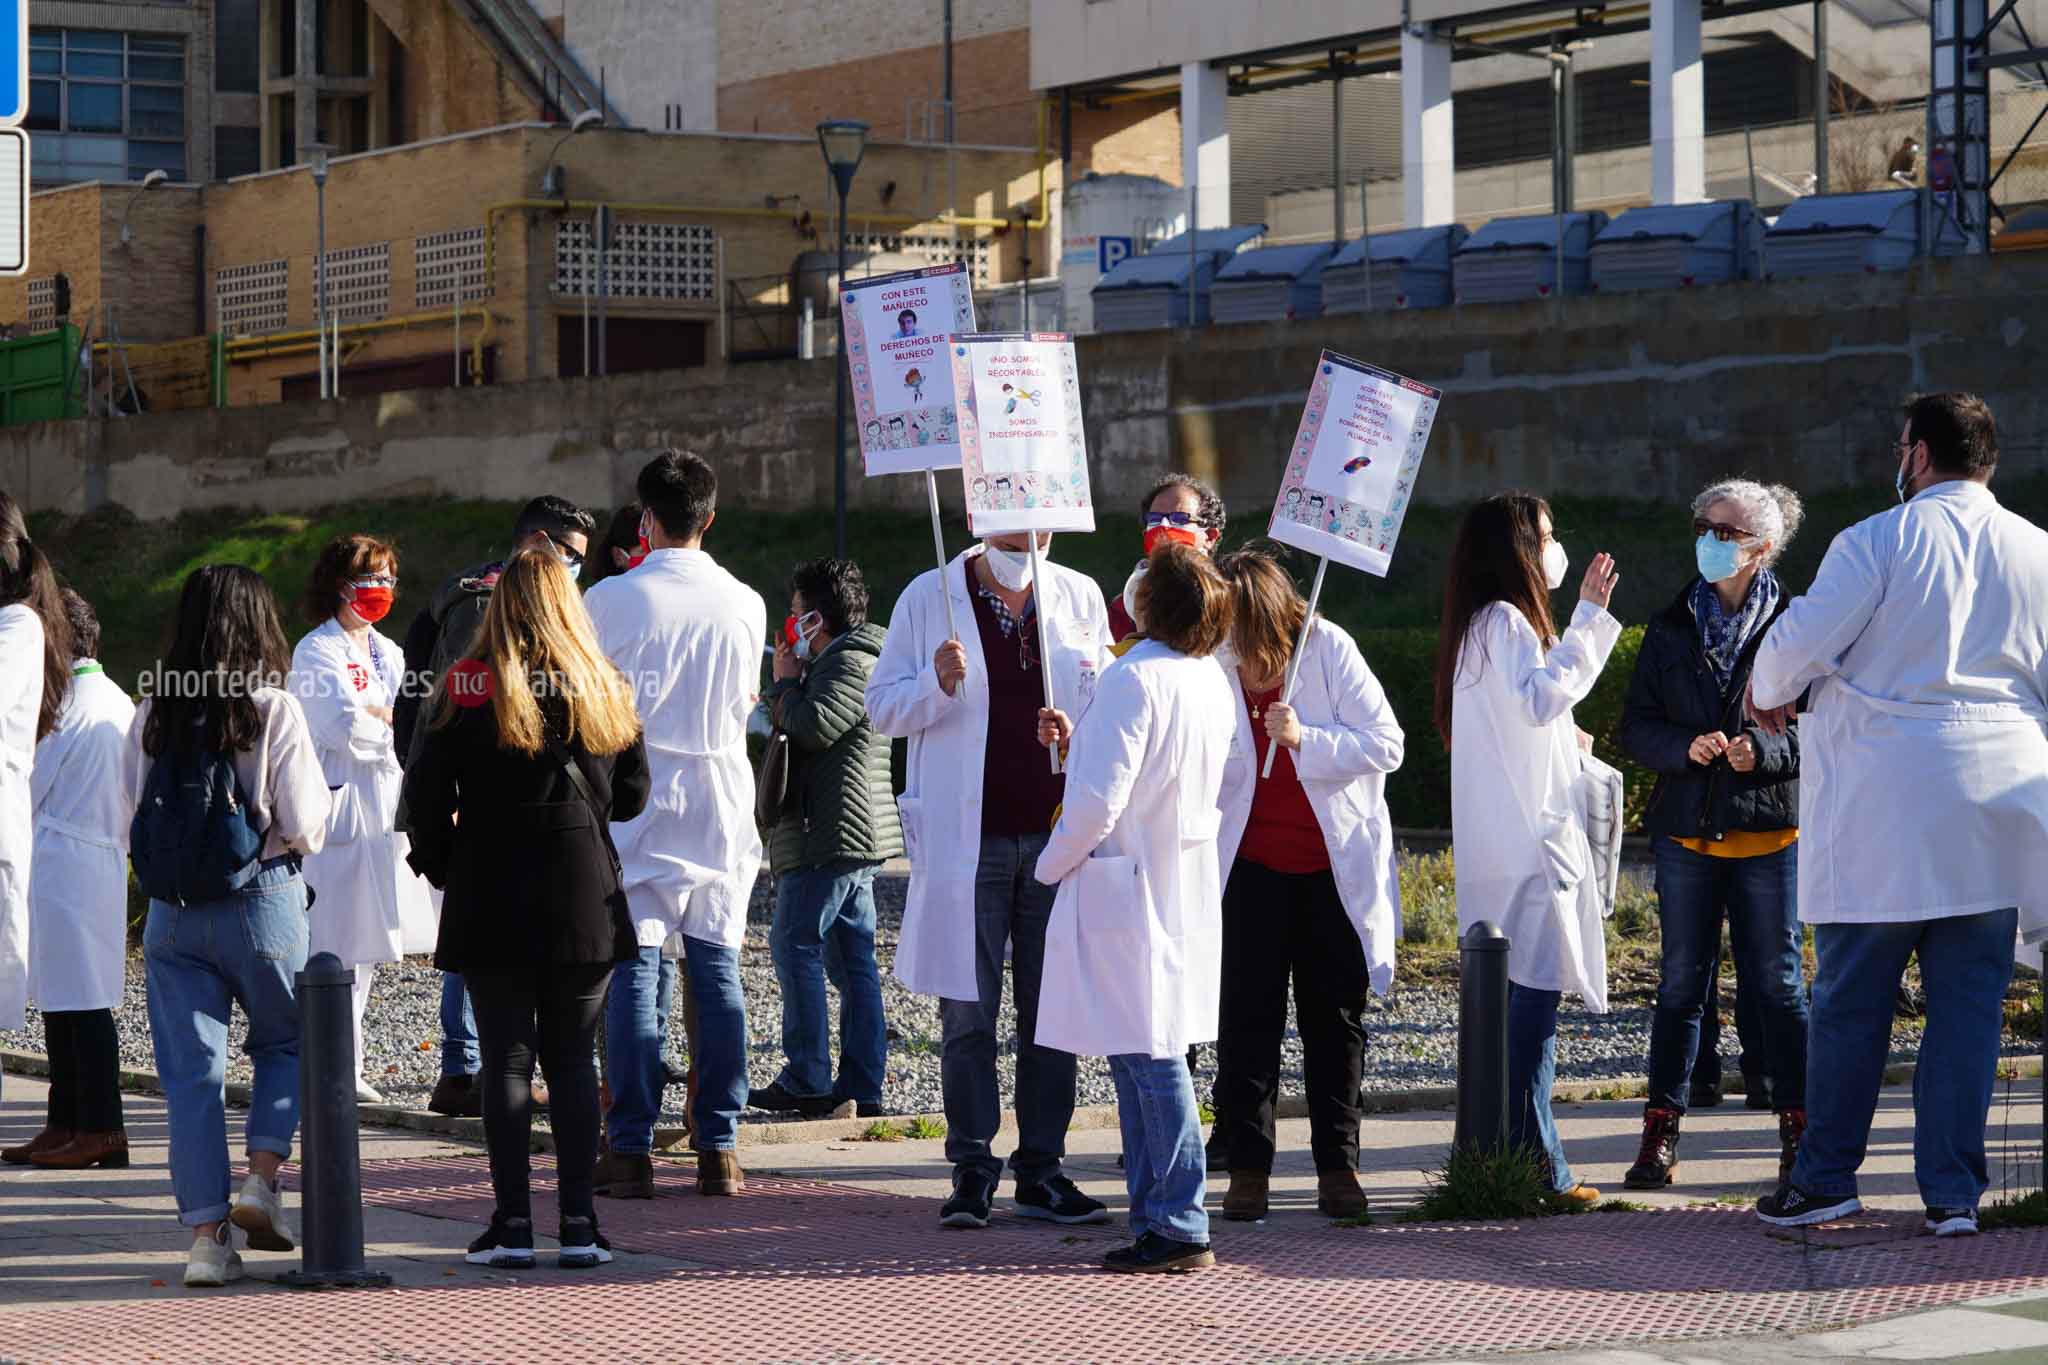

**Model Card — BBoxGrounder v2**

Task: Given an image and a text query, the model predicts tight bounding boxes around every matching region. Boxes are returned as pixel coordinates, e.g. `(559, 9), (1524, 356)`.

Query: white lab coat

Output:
(1450, 599), (1622, 1012)
(1216, 619), (1407, 996)
(1033, 641), (1236, 1059)
(290, 618), (436, 964)
(1752, 480), (2048, 940)
(0, 604), (43, 1031)
(866, 546), (1112, 1001)
(584, 547), (765, 951)
(28, 663), (135, 1013)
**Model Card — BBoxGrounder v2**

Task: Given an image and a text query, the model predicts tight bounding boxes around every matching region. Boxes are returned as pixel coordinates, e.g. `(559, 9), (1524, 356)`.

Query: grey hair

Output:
(1692, 479), (1805, 568)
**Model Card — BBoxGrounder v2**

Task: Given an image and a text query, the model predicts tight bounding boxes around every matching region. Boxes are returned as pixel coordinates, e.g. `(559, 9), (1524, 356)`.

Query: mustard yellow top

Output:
(1670, 829), (1799, 859)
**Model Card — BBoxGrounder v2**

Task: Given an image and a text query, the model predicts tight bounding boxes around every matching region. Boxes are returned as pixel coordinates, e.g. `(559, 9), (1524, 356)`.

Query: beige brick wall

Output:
(720, 29), (1040, 147)
(718, 0), (1027, 86)
(0, 185), (106, 339)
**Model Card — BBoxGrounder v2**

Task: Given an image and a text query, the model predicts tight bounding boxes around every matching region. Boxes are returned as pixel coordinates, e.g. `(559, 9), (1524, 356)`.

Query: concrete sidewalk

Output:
(0, 1071), (2043, 1362)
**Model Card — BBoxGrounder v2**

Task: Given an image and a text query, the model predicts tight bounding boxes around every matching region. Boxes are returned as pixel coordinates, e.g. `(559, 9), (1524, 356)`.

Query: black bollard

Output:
(1453, 921), (1511, 1155)
(282, 952), (392, 1290)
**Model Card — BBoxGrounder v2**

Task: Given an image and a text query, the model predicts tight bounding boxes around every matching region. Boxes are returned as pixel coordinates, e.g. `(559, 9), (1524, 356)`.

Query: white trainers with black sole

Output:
(1756, 1182), (1862, 1227)
(1925, 1207), (1980, 1237)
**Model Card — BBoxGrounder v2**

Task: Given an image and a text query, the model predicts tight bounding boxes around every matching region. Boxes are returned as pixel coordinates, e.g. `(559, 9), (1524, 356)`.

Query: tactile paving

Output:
(7, 1157), (2048, 1364)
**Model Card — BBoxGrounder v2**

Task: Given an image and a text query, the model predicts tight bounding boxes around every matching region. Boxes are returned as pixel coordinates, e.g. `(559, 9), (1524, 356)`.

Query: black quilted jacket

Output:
(766, 623), (904, 873)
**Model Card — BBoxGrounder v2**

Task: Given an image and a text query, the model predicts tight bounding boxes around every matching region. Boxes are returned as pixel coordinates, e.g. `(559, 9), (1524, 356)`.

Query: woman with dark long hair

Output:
(0, 490), (70, 1088)
(124, 565), (331, 1287)
(1434, 493), (1621, 1208)
(403, 550), (649, 1269)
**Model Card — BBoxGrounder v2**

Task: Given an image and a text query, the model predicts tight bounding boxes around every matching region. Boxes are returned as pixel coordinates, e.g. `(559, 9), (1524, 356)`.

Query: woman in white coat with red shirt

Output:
(1211, 548), (1404, 1223)
(289, 534), (436, 1104)
(1034, 544), (1237, 1275)
(1437, 492), (1622, 1209)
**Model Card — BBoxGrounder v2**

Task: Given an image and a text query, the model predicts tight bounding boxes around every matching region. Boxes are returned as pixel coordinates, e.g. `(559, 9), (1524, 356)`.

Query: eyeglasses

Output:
(1692, 518), (1757, 544)
(1144, 510), (1202, 529)
(346, 575), (396, 590)
(544, 533), (586, 571)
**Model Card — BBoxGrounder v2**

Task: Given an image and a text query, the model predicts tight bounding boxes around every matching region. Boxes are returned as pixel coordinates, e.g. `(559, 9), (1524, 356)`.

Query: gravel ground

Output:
(0, 872), (2021, 1125)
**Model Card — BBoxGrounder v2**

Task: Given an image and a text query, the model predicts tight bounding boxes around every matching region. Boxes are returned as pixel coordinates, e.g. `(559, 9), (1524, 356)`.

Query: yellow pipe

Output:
(220, 303), (493, 376)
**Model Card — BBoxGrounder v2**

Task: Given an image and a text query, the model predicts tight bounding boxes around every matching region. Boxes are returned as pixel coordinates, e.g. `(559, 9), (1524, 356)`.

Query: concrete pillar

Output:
(295, 0), (319, 156)
(1180, 60), (1229, 229)
(1401, 29), (1454, 228)
(1650, 0), (1705, 204)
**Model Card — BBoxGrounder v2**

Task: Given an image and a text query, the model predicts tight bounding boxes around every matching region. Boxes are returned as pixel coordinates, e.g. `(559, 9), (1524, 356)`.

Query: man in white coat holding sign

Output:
(866, 530), (1113, 1230)
(585, 450), (766, 1201)
(1749, 392), (2048, 1237)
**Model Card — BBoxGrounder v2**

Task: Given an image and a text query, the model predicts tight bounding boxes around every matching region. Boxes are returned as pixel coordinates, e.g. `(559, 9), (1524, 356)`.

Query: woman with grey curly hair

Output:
(1614, 478), (1811, 1193)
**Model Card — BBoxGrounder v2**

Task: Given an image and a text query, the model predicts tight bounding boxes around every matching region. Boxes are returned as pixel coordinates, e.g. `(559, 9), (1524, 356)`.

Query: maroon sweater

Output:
(971, 584), (1065, 836)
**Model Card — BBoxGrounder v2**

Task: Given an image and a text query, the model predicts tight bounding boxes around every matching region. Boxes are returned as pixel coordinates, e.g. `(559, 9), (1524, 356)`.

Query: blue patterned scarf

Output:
(1692, 569), (1780, 691)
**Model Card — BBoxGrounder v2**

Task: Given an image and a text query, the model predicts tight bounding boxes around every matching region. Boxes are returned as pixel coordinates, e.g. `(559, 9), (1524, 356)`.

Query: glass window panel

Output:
(67, 51), (121, 77)
(215, 0), (260, 92)
(130, 36), (183, 54)
(130, 57), (183, 82)
(67, 31), (123, 50)
(68, 83), (122, 133)
(128, 141), (185, 179)
(29, 49), (58, 75)
(26, 81), (57, 131)
(129, 84), (181, 137)
(214, 125), (260, 179)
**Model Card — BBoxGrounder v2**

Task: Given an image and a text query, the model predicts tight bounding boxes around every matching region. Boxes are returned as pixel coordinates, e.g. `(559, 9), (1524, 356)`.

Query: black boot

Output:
(1623, 1107), (1683, 1189)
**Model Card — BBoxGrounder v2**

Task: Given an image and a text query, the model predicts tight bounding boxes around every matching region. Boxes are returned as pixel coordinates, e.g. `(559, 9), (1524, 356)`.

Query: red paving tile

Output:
(7, 1156), (2048, 1363)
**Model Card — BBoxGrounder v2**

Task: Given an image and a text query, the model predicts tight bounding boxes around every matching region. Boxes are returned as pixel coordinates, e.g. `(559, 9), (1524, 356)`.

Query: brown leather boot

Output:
(592, 1150), (655, 1199)
(29, 1130), (129, 1170)
(1316, 1169), (1369, 1219)
(697, 1150), (744, 1196)
(1222, 1170), (1268, 1221)
(1623, 1107), (1682, 1189)
(1, 1126), (73, 1165)
(1777, 1108), (1807, 1186)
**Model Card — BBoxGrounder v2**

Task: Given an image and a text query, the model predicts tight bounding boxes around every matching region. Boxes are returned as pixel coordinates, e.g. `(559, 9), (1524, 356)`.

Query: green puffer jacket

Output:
(766, 622), (904, 873)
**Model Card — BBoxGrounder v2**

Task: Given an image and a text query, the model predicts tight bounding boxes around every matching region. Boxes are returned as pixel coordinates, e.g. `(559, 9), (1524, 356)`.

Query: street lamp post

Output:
(305, 143), (333, 399)
(817, 119), (869, 561)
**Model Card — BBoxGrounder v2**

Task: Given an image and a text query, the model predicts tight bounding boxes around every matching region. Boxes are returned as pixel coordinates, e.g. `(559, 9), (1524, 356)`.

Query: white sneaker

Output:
(355, 1080), (385, 1105)
(184, 1225), (244, 1288)
(230, 1173), (296, 1252)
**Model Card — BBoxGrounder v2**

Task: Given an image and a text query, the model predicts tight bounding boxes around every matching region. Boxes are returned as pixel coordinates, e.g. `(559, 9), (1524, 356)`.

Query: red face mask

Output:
(1143, 524), (1202, 557)
(624, 534), (650, 571)
(782, 615), (802, 647)
(343, 579), (395, 625)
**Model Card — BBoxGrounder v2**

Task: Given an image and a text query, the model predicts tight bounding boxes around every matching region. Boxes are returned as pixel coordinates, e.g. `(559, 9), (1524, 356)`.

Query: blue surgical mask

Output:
(1696, 533), (1744, 584)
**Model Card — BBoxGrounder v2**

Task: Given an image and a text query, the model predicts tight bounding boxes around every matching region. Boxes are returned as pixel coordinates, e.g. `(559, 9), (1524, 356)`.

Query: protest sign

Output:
(1266, 351), (1440, 578)
(951, 332), (1094, 537)
(1261, 350), (1441, 774)
(843, 263), (976, 477)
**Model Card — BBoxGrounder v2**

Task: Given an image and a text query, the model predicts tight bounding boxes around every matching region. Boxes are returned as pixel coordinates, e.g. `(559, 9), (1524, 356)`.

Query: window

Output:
(214, 0), (260, 93)
(214, 126), (260, 179)
(27, 29), (187, 186)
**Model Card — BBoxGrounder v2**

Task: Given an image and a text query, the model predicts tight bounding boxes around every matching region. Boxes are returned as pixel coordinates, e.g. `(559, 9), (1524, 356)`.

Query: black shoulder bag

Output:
(551, 741), (625, 884)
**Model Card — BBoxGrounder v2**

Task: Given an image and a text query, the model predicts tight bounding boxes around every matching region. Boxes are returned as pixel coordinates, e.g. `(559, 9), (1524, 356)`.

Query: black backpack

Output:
(130, 744), (268, 906)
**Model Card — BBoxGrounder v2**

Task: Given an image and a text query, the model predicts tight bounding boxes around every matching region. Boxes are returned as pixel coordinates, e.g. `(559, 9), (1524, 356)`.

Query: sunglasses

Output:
(1692, 518), (1757, 544)
(1144, 510), (1202, 529)
(544, 533), (586, 571)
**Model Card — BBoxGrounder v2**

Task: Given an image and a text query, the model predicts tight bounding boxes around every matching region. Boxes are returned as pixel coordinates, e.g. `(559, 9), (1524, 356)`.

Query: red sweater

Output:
(971, 585), (1065, 836)
(1239, 682), (1330, 875)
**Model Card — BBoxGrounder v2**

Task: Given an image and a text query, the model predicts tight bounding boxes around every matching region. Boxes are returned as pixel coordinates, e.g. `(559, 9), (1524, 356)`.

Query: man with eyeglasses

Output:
(1748, 392), (2048, 1238)
(395, 493), (596, 1119)
(1107, 474), (1227, 643)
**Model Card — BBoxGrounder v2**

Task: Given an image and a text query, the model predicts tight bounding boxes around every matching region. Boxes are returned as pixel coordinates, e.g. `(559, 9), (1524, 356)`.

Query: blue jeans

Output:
(1793, 908), (2018, 1210)
(1648, 840), (1807, 1113)
(603, 946), (676, 1155)
(1110, 1052), (1209, 1245)
(440, 972), (479, 1078)
(1507, 983), (1573, 1193)
(142, 863), (308, 1227)
(770, 860), (887, 1105)
(941, 833), (1075, 1186)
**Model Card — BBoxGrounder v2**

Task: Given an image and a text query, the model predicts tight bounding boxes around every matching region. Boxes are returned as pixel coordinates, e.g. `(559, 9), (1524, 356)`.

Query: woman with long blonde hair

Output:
(402, 550), (649, 1269)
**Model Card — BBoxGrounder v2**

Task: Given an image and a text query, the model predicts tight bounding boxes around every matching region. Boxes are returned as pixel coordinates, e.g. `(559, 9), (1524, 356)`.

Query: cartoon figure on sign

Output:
(1327, 503), (1345, 535)
(936, 408), (957, 443)
(897, 309), (919, 338)
(1283, 487), (1305, 523)
(913, 409), (933, 445)
(1343, 454), (1373, 475)
(888, 416), (908, 449)
(1001, 383), (1042, 414)
(993, 476), (1014, 509)
(904, 367), (926, 402)
(972, 476), (989, 502)
(864, 420), (883, 447)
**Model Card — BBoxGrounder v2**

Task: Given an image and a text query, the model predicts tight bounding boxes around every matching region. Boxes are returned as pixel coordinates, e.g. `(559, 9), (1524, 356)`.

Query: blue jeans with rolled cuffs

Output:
(1793, 908), (2018, 1211)
(142, 861), (308, 1227)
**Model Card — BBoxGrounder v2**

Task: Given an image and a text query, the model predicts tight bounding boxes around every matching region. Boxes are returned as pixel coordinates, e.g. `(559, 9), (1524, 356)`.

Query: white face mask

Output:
(1121, 562), (1148, 632)
(1541, 540), (1570, 592)
(981, 540), (1039, 592)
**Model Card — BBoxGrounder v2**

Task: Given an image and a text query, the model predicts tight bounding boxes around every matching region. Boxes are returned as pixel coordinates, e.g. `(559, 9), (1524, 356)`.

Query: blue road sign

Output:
(0, 0), (22, 129)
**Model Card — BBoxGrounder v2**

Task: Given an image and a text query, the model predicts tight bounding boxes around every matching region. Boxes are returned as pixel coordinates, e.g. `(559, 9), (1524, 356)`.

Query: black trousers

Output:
(1214, 858), (1369, 1175)
(43, 1009), (123, 1133)
(465, 963), (613, 1223)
